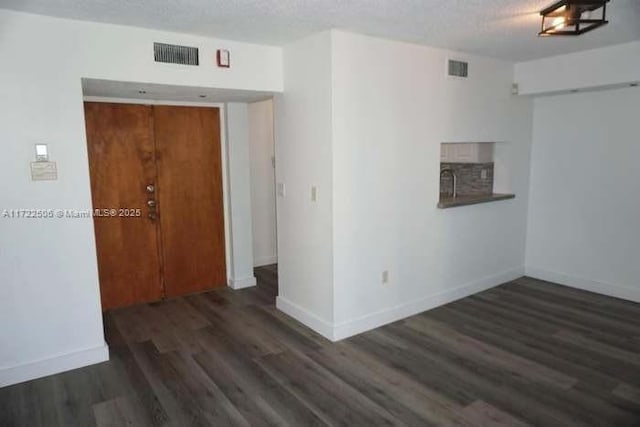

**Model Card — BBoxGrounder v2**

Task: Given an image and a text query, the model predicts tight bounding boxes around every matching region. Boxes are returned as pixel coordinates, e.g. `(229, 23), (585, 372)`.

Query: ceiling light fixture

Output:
(539, 0), (609, 36)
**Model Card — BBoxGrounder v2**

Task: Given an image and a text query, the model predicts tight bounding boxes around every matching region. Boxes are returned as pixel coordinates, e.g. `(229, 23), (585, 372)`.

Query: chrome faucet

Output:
(440, 168), (457, 198)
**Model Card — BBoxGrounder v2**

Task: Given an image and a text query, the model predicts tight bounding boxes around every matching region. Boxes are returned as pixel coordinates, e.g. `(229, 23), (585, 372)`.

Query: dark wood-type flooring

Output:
(2, 265), (640, 426)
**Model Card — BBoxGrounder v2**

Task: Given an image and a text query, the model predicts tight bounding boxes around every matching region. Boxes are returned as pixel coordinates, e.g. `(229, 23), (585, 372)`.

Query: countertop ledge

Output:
(438, 193), (515, 209)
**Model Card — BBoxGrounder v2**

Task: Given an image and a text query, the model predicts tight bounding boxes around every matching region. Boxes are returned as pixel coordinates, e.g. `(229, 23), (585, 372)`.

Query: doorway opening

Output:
(248, 99), (278, 270)
(82, 78), (277, 310)
(84, 102), (226, 309)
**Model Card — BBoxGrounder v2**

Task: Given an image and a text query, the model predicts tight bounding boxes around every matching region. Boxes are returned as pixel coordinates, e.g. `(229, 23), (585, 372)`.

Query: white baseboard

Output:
(276, 297), (335, 341)
(0, 343), (109, 388)
(525, 266), (640, 303)
(228, 276), (257, 290)
(332, 266), (524, 341)
(254, 255), (278, 267)
(276, 266), (524, 342)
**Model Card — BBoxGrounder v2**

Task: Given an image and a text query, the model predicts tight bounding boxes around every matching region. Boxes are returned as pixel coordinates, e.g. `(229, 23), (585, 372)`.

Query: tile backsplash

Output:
(440, 162), (494, 196)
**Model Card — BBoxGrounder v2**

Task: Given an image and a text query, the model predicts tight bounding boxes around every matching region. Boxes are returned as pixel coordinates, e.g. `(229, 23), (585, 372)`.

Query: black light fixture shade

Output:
(539, 0), (609, 36)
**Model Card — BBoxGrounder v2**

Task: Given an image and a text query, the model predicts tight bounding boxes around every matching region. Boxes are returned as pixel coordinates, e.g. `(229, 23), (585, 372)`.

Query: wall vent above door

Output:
(154, 42), (199, 66)
(448, 59), (468, 78)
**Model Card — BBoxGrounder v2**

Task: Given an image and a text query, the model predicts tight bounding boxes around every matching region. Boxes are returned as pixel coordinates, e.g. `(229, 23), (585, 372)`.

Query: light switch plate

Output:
(311, 186), (317, 202)
(277, 182), (286, 197)
(216, 49), (230, 68)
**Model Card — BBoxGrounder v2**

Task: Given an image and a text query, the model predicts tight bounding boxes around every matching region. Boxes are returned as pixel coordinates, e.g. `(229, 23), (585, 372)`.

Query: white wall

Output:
(274, 32), (335, 332)
(525, 87), (640, 301)
(330, 31), (532, 338)
(248, 100), (278, 267)
(0, 10), (281, 386)
(225, 103), (257, 289)
(515, 41), (640, 95)
(274, 30), (532, 340)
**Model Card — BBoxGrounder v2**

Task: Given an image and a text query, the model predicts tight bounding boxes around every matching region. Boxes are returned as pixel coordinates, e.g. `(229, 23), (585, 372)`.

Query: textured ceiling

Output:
(2, 0), (639, 61)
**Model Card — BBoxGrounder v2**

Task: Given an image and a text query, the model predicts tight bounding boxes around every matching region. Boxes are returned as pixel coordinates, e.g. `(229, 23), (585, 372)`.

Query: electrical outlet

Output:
(382, 270), (389, 284)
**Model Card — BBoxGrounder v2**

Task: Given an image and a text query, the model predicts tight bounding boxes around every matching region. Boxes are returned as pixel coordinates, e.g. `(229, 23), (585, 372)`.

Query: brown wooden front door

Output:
(84, 102), (226, 310)
(154, 106), (227, 298)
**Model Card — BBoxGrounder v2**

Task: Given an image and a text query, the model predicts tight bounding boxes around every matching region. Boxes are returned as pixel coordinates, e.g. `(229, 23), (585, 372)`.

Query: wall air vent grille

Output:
(154, 42), (199, 66)
(448, 59), (468, 78)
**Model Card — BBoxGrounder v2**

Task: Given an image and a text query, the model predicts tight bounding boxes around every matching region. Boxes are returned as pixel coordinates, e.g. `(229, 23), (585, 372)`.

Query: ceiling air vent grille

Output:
(154, 42), (199, 66)
(448, 59), (468, 78)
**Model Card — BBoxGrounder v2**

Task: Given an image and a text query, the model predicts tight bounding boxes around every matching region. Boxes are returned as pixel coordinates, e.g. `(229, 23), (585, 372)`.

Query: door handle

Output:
(147, 200), (156, 207)
(146, 184), (155, 193)
(148, 212), (157, 221)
